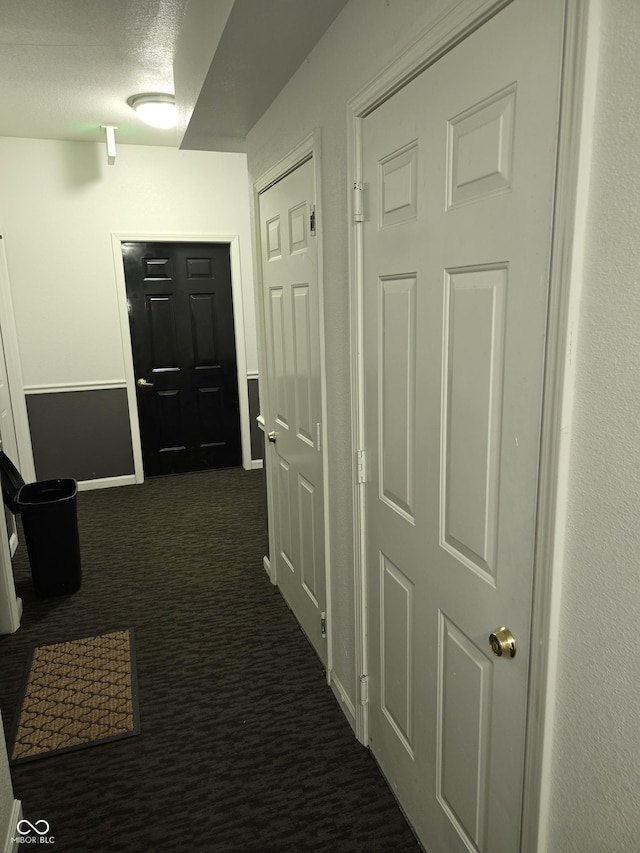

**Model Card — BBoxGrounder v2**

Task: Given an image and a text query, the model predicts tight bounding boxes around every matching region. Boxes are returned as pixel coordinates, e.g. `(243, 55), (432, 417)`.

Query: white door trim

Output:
(522, 3), (601, 849)
(347, 1), (598, 850)
(253, 130), (334, 683)
(111, 232), (252, 479)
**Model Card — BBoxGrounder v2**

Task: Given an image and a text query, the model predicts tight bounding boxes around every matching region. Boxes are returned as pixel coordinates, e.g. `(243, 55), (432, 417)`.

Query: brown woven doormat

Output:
(9, 628), (140, 765)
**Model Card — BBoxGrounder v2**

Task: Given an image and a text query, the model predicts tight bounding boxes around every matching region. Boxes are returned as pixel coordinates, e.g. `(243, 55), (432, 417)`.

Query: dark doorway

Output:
(122, 241), (242, 477)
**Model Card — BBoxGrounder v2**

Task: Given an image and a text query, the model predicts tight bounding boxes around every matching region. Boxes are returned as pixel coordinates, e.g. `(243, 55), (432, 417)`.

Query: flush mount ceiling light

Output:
(127, 93), (177, 129)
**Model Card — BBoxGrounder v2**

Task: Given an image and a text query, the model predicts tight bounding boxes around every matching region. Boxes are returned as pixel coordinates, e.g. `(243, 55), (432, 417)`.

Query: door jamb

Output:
(521, 3), (601, 850)
(253, 130), (334, 683)
(347, 1), (598, 850)
(111, 233), (252, 479)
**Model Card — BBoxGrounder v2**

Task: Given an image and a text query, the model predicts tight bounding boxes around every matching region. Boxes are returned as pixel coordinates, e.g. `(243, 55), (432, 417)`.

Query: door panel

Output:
(380, 553), (414, 753)
(123, 242), (241, 477)
(259, 158), (326, 664)
(269, 288), (289, 426)
(437, 612), (493, 850)
(442, 264), (507, 580)
(363, 1), (565, 850)
(292, 284), (313, 443)
(379, 274), (416, 521)
(298, 473), (318, 602)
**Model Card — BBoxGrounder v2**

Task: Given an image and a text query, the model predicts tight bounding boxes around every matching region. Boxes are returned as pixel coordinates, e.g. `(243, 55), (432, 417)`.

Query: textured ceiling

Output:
(0, 0), (348, 150)
(0, 0), (189, 146)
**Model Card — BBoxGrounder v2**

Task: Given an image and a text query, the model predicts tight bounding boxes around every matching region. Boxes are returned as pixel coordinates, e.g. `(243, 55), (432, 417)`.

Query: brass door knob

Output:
(137, 378), (154, 388)
(267, 431), (278, 443)
(489, 627), (516, 658)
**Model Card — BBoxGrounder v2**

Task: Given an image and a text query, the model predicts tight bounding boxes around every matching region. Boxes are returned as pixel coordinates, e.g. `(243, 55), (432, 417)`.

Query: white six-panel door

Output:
(363, 1), (565, 850)
(259, 158), (327, 664)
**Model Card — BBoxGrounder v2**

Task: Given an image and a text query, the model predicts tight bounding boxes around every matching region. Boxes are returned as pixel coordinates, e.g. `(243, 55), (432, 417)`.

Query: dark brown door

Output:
(122, 241), (241, 477)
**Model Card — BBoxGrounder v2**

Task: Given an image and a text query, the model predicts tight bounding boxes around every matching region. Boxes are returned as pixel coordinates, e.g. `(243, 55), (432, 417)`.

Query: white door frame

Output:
(111, 232), (253, 479)
(347, 0), (600, 849)
(252, 130), (334, 684)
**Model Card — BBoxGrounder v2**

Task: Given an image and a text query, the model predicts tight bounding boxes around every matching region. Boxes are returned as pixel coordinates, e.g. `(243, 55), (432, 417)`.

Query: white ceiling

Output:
(0, 0), (348, 150)
(0, 0), (188, 146)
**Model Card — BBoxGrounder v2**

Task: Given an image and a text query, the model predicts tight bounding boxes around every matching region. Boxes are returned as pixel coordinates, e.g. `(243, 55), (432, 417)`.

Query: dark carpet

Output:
(0, 468), (421, 852)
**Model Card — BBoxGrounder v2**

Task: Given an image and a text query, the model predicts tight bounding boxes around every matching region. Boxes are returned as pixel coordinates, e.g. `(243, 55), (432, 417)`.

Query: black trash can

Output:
(0, 451), (82, 597)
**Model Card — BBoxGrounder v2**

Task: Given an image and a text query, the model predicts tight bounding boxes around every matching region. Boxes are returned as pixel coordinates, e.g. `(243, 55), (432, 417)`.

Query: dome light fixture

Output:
(127, 93), (177, 129)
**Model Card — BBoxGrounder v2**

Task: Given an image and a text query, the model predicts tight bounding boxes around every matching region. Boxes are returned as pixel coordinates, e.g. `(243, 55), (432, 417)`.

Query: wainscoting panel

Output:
(248, 376), (263, 462)
(26, 388), (135, 482)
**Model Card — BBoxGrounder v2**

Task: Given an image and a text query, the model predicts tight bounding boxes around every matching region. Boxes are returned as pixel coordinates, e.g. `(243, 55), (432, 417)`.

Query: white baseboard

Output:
(330, 671), (357, 731)
(3, 800), (22, 853)
(8, 533), (17, 557)
(251, 459), (264, 470)
(263, 555), (274, 583)
(77, 474), (137, 492)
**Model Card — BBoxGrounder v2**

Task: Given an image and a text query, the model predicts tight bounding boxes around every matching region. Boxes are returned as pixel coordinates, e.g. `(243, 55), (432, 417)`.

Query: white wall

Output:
(246, 0), (453, 713)
(0, 138), (257, 390)
(544, 1), (640, 850)
(247, 0), (640, 847)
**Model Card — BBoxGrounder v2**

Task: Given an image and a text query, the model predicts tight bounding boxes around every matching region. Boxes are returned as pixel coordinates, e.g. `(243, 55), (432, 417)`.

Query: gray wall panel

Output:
(248, 377), (263, 461)
(27, 389), (134, 481)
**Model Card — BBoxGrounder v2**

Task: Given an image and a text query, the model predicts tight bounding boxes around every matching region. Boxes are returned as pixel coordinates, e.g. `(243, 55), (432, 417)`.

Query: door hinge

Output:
(310, 205), (316, 235)
(316, 422), (322, 451)
(356, 449), (367, 484)
(360, 674), (369, 705)
(353, 181), (364, 223)
(320, 612), (327, 639)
